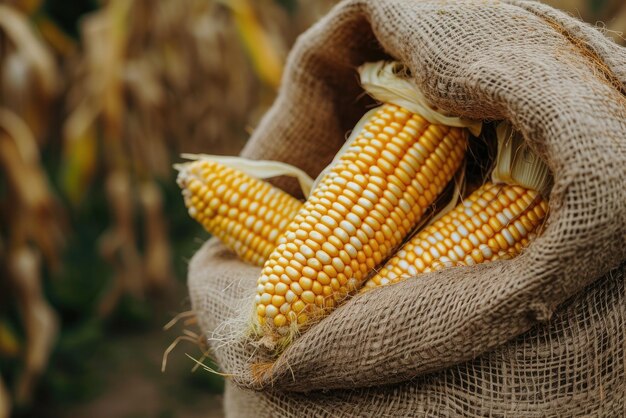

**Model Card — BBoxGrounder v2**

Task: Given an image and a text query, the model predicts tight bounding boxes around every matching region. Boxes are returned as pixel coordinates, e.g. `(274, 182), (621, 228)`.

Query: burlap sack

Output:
(188, 0), (626, 415)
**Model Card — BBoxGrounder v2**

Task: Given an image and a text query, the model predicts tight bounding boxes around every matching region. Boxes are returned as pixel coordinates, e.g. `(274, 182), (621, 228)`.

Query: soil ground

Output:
(47, 282), (225, 418)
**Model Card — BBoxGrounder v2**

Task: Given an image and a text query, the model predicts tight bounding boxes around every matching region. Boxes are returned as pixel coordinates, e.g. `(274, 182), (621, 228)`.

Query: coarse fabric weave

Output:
(188, 0), (626, 416)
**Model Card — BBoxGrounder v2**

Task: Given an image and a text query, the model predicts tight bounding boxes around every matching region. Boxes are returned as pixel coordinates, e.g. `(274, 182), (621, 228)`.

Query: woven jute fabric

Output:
(188, 0), (626, 415)
(220, 266), (625, 417)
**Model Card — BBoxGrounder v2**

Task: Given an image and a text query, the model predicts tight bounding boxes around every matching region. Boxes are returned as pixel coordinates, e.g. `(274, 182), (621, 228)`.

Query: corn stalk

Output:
(0, 3), (62, 411)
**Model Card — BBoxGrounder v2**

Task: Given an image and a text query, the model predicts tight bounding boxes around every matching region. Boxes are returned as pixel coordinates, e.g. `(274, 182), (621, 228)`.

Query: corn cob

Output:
(177, 159), (303, 266)
(253, 102), (468, 339)
(362, 122), (551, 291)
(362, 182), (548, 290)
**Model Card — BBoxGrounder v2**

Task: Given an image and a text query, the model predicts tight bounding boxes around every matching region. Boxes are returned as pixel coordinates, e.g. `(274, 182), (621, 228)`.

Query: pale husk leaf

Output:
(492, 122), (552, 196)
(359, 61), (482, 136)
(178, 154), (314, 197)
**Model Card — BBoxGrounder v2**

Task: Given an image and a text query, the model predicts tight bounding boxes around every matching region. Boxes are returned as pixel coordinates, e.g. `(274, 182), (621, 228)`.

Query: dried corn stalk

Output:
(0, 120), (62, 408)
(7, 247), (59, 405)
(140, 181), (174, 291)
(0, 5), (63, 411)
(97, 170), (145, 317)
(0, 3), (58, 143)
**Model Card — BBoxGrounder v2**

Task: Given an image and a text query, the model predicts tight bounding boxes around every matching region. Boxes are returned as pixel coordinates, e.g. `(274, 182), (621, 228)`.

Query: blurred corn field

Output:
(0, 0), (338, 416)
(0, 0), (623, 417)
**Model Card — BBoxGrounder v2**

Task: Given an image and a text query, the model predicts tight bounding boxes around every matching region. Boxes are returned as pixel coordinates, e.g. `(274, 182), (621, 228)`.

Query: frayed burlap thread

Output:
(188, 0), (626, 416)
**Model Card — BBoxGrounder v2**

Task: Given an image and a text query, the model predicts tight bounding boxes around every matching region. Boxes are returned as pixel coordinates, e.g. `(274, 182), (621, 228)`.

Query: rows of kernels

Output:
(177, 160), (303, 266)
(254, 104), (468, 331)
(362, 182), (549, 290)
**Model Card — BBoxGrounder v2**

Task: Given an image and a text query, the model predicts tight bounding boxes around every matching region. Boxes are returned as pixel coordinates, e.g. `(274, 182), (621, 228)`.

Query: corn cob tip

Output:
(175, 163), (194, 203)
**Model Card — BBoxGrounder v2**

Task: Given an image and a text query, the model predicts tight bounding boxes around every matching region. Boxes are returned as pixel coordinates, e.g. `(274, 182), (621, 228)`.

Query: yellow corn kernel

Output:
(177, 159), (303, 266)
(361, 182), (549, 291)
